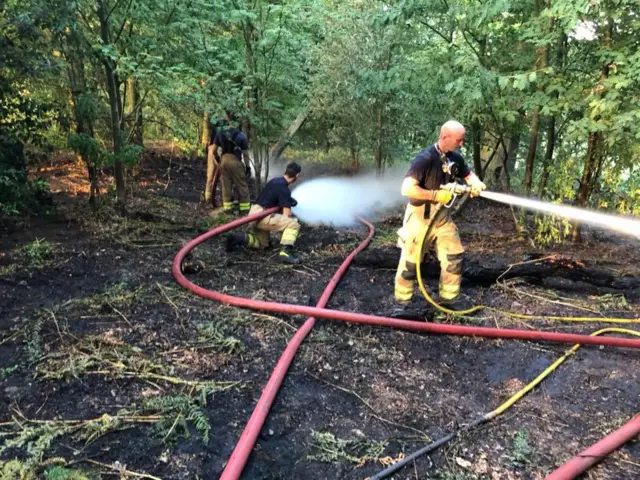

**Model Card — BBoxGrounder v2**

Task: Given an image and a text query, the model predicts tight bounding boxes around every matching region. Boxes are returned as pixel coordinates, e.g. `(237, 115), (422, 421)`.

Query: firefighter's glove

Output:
(290, 197), (298, 207)
(244, 165), (252, 179)
(433, 189), (454, 204)
(466, 173), (486, 197)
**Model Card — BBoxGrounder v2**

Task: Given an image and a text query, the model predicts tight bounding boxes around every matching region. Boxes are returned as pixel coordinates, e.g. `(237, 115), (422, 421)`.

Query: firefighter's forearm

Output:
(401, 184), (437, 201)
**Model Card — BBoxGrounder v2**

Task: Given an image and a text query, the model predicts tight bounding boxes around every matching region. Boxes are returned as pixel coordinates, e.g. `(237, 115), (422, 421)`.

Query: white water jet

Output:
(481, 191), (640, 239)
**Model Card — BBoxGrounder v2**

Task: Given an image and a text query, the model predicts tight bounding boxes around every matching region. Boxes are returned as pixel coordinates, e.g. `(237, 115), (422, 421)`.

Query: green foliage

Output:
(43, 466), (91, 480)
(532, 212), (572, 247)
(506, 428), (532, 466)
(0, 424), (69, 467)
(144, 394), (211, 443)
(195, 322), (243, 354)
(0, 364), (20, 377)
(21, 238), (55, 265)
(592, 293), (629, 311)
(0, 459), (38, 480)
(0, 168), (51, 217)
(307, 430), (386, 465)
(3, 0), (640, 214)
(0, 413), (139, 472)
(67, 133), (104, 166)
(24, 316), (45, 365)
(116, 143), (144, 169)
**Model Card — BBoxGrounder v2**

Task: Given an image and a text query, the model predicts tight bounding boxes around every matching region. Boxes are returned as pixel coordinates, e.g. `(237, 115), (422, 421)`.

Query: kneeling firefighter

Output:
(395, 120), (486, 309)
(226, 162), (303, 264)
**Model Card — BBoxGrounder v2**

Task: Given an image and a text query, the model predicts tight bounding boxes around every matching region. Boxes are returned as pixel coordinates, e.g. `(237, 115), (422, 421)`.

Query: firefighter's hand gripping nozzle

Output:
(439, 183), (472, 208)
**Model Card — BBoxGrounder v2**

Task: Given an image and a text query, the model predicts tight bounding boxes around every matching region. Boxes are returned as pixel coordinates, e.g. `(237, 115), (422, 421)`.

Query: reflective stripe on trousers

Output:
(248, 204), (300, 248)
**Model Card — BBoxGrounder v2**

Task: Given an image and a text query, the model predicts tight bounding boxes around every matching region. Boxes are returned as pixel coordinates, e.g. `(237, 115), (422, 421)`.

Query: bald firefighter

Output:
(395, 120), (486, 309)
(225, 162), (302, 264)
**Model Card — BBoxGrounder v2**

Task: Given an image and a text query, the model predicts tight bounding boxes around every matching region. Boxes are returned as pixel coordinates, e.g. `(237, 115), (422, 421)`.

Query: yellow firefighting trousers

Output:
(394, 202), (464, 303)
(220, 153), (250, 213)
(246, 204), (300, 248)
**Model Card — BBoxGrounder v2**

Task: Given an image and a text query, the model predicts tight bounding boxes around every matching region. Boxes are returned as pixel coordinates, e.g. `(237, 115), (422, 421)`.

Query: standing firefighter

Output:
(226, 162), (303, 264)
(210, 111), (252, 214)
(204, 116), (226, 205)
(395, 120), (486, 309)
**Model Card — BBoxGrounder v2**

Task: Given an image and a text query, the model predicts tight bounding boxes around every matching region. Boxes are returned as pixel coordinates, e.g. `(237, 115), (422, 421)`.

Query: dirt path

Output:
(1, 151), (639, 479)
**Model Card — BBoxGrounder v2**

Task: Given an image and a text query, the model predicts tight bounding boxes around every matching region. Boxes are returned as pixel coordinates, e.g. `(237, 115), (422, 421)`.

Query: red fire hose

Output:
(545, 413), (640, 479)
(218, 216), (375, 479)
(172, 212), (640, 478)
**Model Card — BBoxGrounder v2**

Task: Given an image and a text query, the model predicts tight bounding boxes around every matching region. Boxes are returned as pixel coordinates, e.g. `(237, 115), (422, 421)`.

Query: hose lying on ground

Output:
(173, 209), (640, 479)
(545, 411), (640, 479)
(369, 327), (640, 479)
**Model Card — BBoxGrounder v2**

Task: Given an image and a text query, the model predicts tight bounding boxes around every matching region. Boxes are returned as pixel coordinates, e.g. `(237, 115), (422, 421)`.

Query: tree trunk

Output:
(523, 106), (540, 194)
(349, 143), (359, 171)
(575, 132), (604, 208)
(67, 46), (99, 203)
(471, 119), (483, 179)
(537, 33), (565, 199)
(494, 132), (519, 192)
(97, 0), (125, 205)
(522, 1), (549, 195)
(374, 106), (384, 175)
(268, 107), (309, 163)
(201, 111), (209, 149)
(572, 22), (612, 240)
(537, 116), (556, 199)
(471, 37), (486, 179)
(127, 77), (143, 146)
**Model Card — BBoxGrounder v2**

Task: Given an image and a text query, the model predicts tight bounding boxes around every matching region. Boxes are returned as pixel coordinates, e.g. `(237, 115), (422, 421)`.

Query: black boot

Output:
(385, 299), (431, 320)
(278, 245), (300, 264)
(225, 232), (247, 252)
(438, 294), (475, 312)
(180, 258), (205, 274)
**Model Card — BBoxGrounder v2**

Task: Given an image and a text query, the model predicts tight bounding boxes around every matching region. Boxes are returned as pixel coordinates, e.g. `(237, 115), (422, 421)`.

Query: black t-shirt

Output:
(406, 144), (471, 190)
(214, 127), (249, 160)
(256, 177), (294, 209)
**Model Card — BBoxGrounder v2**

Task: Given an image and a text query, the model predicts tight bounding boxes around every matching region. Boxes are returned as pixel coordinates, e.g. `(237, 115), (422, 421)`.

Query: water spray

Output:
(480, 191), (640, 239)
(289, 169), (640, 241)
(290, 169), (406, 226)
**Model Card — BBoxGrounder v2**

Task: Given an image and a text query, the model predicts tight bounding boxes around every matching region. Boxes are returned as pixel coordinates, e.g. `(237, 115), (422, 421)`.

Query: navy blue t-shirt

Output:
(406, 144), (471, 190)
(256, 177), (294, 209)
(214, 127), (249, 160)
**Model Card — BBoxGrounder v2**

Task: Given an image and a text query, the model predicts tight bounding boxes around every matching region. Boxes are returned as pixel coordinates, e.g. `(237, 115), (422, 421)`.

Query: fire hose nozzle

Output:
(442, 183), (472, 195)
(440, 183), (471, 208)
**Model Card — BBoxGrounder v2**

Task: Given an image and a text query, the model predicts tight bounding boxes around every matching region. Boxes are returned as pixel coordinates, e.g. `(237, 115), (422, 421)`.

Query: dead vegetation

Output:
(1, 153), (639, 479)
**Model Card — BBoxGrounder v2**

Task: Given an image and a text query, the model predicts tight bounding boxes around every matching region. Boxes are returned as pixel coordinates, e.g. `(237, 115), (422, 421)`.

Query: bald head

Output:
(438, 120), (466, 152)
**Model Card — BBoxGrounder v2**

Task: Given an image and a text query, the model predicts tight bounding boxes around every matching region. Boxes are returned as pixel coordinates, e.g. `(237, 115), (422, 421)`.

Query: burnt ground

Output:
(0, 148), (639, 480)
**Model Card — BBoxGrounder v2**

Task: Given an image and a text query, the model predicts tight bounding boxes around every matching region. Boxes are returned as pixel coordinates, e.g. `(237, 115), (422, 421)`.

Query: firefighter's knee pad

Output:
(400, 261), (417, 280)
(446, 253), (464, 275)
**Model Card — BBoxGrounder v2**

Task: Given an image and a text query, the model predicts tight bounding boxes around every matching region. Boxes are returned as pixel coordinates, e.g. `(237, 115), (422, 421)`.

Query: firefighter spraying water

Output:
(393, 120), (486, 313)
(291, 118), (639, 316)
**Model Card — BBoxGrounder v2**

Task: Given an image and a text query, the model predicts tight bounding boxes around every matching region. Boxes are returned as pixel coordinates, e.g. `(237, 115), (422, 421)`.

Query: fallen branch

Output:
(84, 458), (161, 480)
